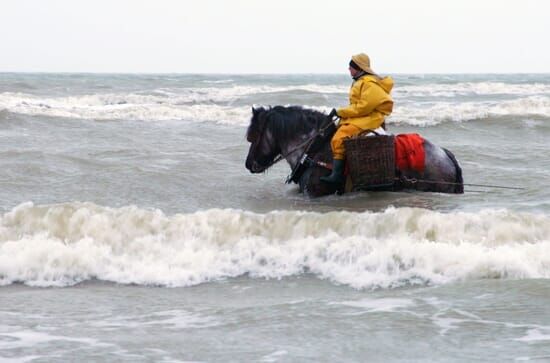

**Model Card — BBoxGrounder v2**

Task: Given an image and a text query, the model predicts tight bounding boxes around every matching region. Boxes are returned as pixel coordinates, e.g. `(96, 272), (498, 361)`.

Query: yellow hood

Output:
(363, 75), (394, 94)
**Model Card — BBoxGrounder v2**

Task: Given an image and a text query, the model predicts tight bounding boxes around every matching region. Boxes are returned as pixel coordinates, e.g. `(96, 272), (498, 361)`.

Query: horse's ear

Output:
(252, 107), (258, 116)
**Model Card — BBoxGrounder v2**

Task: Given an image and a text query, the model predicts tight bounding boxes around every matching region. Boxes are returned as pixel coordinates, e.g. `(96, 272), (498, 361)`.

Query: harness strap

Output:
(285, 119), (336, 184)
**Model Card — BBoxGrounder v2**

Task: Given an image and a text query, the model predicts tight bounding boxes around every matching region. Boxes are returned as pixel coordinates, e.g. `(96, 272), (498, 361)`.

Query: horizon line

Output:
(1, 71), (550, 76)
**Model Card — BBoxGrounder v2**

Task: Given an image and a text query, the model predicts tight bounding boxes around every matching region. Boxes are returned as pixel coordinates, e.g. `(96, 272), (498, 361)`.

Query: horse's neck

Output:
(279, 128), (317, 170)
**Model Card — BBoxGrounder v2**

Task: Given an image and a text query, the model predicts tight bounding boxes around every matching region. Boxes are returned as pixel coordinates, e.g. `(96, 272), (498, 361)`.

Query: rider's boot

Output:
(320, 159), (345, 184)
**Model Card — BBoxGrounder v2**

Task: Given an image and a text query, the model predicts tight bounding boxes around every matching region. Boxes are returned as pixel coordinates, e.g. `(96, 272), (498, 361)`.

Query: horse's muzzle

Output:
(245, 159), (266, 173)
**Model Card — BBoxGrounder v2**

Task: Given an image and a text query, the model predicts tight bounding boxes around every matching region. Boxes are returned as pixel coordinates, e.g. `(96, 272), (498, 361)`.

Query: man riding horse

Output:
(321, 53), (395, 184)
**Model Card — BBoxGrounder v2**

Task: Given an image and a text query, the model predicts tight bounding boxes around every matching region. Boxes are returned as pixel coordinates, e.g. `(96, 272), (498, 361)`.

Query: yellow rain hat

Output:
(351, 53), (376, 75)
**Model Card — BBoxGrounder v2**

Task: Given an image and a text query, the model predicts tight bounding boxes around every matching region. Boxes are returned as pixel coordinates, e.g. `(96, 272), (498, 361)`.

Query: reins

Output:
(264, 134), (315, 169)
(253, 112), (336, 172)
(284, 117), (337, 184)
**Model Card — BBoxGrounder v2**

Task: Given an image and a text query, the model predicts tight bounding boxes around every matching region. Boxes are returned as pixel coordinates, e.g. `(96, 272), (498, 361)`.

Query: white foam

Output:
(431, 315), (466, 335)
(201, 79), (234, 84)
(90, 310), (219, 330)
(515, 328), (550, 342)
(0, 90), (336, 125)
(390, 96), (550, 126)
(0, 329), (110, 350)
(1, 84), (345, 107)
(395, 82), (550, 98)
(0, 92), (254, 125)
(335, 298), (415, 312)
(1, 202), (550, 288)
(0, 356), (40, 363)
(3, 82), (550, 125)
(260, 350), (289, 362)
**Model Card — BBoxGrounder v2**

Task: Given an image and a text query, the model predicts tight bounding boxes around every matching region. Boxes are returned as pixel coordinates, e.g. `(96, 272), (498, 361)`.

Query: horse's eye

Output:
(247, 125), (262, 143)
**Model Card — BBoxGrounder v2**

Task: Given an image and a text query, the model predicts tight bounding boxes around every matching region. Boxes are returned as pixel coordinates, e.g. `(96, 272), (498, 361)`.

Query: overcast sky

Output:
(1, 0), (549, 74)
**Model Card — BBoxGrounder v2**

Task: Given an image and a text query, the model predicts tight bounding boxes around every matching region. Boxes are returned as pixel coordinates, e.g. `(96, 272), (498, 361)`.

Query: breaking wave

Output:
(390, 96), (550, 126)
(394, 81), (550, 97)
(2, 80), (550, 125)
(0, 91), (253, 124)
(1, 202), (549, 288)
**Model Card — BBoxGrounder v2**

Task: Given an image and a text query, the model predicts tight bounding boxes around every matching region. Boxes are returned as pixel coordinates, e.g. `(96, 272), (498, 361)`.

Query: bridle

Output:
(248, 111), (337, 181)
(247, 114), (282, 169)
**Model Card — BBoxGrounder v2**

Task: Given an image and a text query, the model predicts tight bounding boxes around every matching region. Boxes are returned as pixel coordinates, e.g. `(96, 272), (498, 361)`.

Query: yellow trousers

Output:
(331, 123), (362, 160)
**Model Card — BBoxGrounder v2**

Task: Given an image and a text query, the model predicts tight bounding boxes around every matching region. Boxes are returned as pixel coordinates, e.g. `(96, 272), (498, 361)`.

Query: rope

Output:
(401, 177), (525, 190)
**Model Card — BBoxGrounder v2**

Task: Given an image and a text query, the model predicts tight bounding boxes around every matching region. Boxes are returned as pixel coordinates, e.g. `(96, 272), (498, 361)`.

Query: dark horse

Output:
(245, 106), (463, 197)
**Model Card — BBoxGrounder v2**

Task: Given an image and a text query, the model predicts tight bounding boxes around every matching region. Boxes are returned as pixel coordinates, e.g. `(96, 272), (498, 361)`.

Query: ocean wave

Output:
(201, 79), (235, 84)
(2, 89), (550, 126)
(395, 82), (550, 97)
(0, 90), (336, 124)
(1, 202), (549, 288)
(390, 96), (550, 126)
(150, 84), (347, 102)
(0, 92), (255, 124)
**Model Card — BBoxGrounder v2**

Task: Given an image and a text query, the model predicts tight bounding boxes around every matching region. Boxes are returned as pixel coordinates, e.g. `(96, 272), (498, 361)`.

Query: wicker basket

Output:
(344, 132), (396, 191)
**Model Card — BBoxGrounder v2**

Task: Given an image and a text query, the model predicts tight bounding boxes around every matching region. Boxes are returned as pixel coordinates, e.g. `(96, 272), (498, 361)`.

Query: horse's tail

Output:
(443, 148), (464, 194)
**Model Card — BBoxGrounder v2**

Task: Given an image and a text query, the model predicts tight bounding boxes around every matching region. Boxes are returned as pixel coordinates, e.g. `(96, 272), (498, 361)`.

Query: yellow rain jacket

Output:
(337, 74), (394, 130)
(330, 75), (394, 160)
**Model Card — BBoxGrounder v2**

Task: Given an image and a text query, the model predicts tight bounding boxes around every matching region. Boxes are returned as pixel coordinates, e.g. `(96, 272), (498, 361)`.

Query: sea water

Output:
(1, 73), (549, 362)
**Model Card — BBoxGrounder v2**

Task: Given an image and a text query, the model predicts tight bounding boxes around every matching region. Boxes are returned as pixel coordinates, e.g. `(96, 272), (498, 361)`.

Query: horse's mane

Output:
(248, 106), (328, 142)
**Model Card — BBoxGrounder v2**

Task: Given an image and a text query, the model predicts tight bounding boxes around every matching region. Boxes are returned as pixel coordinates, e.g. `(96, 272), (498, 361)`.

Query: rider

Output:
(321, 53), (394, 184)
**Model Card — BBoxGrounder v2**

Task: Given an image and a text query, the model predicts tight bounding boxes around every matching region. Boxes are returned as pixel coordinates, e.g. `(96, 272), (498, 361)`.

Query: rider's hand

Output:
(328, 108), (339, 119)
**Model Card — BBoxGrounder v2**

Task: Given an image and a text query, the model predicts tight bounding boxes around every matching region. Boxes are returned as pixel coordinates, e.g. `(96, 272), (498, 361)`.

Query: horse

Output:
(245, 106), (463, 197)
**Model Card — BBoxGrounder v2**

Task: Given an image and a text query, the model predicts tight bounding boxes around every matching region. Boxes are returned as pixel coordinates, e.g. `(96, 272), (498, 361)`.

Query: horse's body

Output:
(245, 106), (463, 197)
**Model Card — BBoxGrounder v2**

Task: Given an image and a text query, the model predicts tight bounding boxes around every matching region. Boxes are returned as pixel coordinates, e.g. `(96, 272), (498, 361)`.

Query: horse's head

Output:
(245, 107), (282, 173)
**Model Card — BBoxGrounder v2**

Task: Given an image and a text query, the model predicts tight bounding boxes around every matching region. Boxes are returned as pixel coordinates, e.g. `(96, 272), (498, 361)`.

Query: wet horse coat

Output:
(245, 106), (463, 197)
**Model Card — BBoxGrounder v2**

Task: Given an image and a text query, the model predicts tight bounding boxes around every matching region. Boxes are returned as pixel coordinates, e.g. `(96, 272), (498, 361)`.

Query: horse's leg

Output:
(298, 143), (340, 197)
(299, 166), (339, 197)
